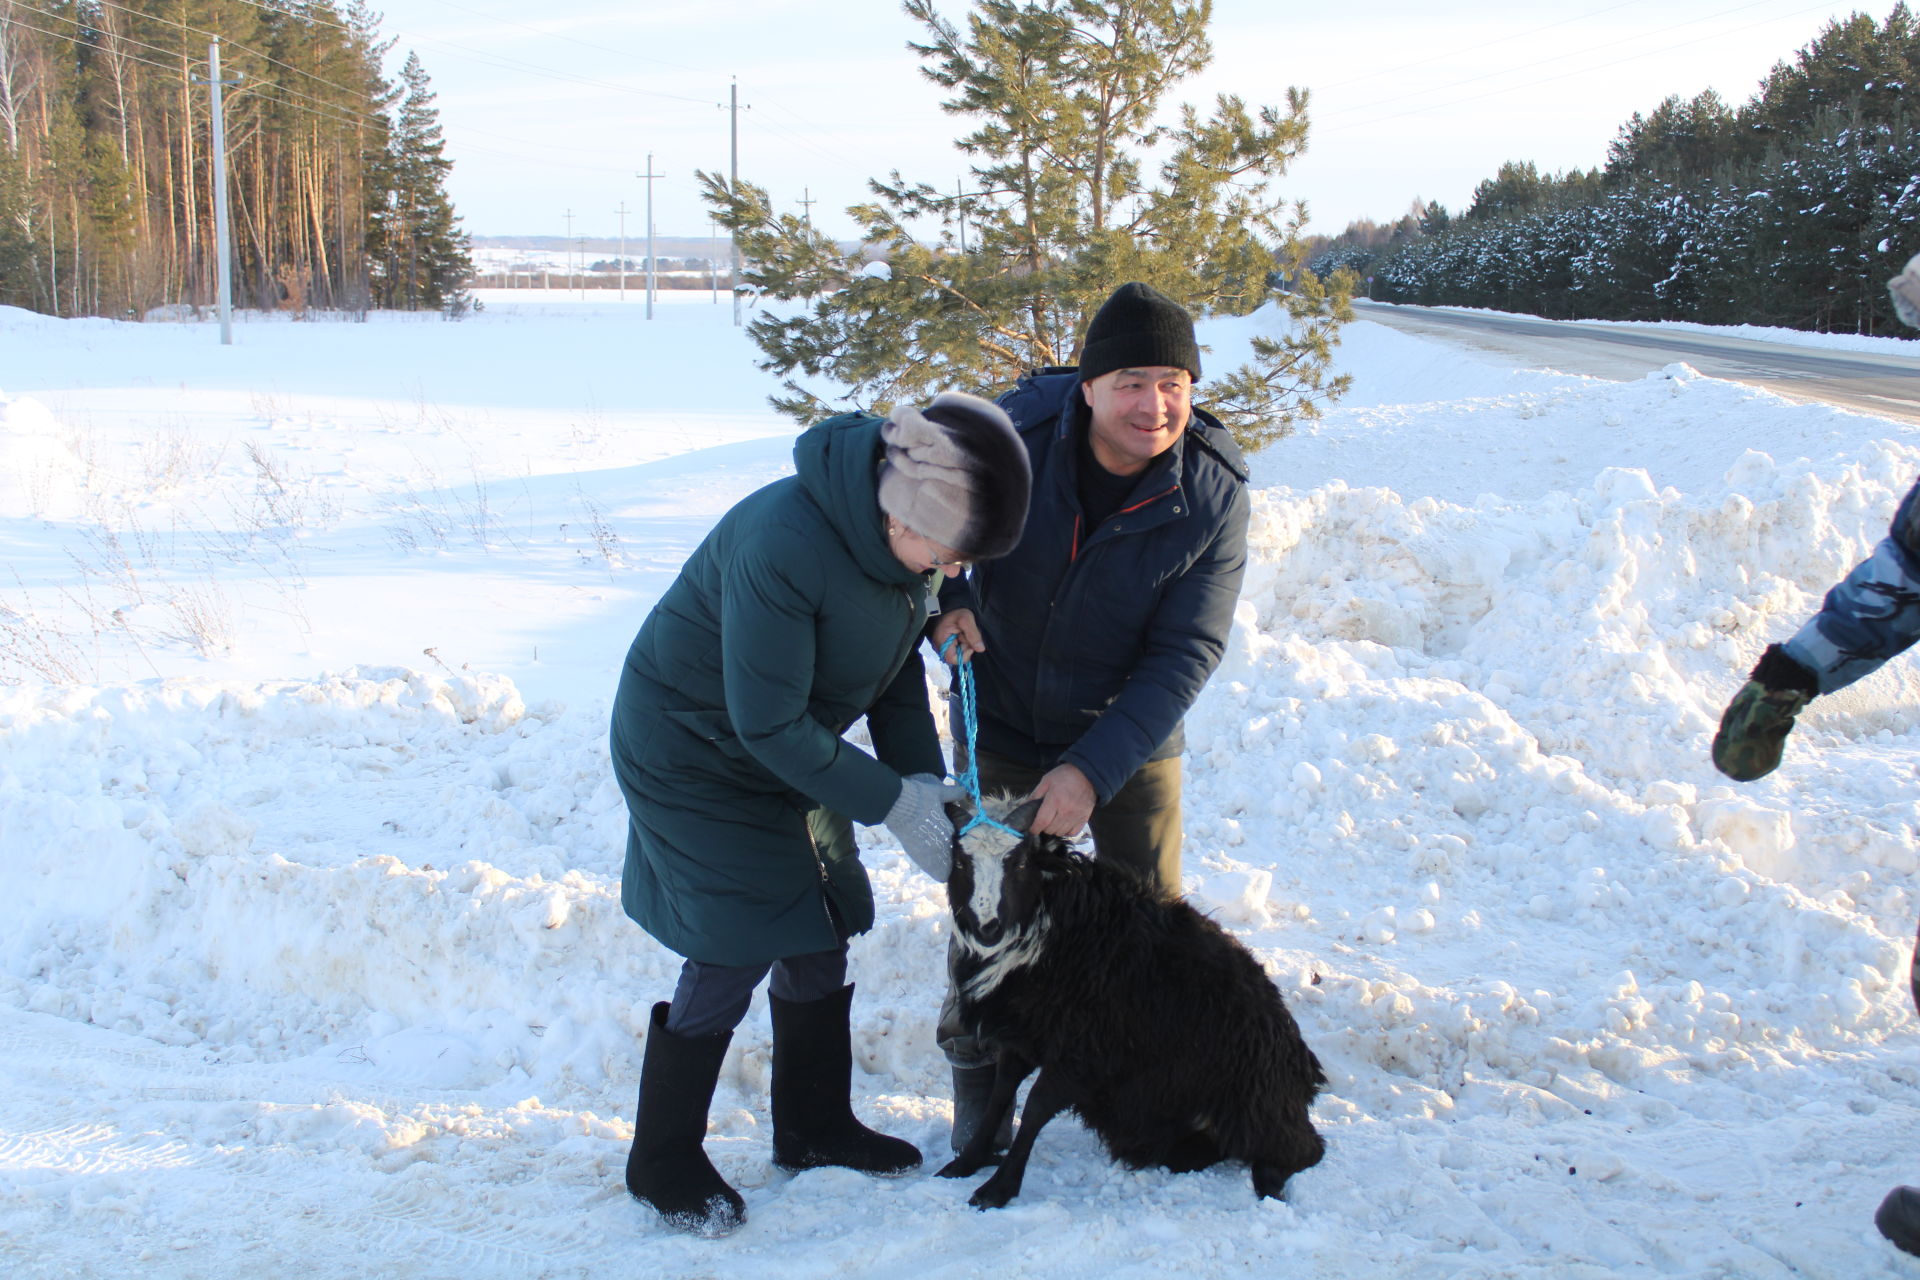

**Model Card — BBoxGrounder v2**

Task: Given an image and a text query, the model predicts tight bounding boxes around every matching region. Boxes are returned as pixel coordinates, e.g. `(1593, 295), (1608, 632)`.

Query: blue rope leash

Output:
(939, 634), (1023, 839)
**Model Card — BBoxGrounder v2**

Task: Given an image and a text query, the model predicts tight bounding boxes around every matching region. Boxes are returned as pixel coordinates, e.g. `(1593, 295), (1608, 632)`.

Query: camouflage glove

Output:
(1711, 644), (1819, 781)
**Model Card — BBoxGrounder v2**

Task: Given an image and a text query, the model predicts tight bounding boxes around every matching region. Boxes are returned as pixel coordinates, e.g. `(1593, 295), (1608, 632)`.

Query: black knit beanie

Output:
(1078, 282), (1201, 383)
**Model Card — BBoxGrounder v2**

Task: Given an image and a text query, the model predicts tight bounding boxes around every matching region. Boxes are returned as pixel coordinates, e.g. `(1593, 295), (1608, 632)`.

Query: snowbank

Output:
(5, 297), (1920, 1276)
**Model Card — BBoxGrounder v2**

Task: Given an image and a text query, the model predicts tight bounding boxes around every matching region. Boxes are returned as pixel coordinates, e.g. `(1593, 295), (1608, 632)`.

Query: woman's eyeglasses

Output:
(890, 521), (970, 569)
(924, 541), (970, 568)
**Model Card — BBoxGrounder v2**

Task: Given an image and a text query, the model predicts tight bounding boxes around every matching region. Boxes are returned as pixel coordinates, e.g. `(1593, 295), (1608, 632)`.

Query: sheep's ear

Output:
(1006, 797), (1043, 834)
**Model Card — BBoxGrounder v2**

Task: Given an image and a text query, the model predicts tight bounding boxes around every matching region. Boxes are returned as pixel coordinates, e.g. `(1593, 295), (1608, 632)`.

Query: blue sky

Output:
(364, 0), (1892, 240)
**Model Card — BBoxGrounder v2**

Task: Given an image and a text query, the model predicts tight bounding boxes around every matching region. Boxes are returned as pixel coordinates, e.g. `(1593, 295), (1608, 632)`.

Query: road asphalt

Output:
(1354, 300), (1920, 424)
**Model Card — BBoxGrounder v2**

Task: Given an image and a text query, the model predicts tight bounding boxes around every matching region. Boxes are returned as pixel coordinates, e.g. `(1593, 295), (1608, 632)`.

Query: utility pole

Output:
(615, 202), (629, 302)
(796, 189), (821, 303)
(195, 38), (242, 345)
(726, 79), (749, 326)
(639, 154), (665, 320)
(563, 209), (574, 295)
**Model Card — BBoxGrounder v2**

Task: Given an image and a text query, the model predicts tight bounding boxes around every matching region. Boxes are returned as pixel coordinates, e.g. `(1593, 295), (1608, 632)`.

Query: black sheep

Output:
(938, 796), (1327, 1209)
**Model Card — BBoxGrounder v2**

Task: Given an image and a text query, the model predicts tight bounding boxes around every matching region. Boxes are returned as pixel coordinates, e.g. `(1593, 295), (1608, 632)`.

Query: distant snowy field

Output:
(6, 292), (1920, 1278)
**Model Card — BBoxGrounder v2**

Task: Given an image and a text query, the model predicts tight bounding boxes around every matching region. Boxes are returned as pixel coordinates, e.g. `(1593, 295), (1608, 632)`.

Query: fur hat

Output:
(1892, 253), (1920, 329)
(877, 392), (1031, 560)
(1078, 282), (1201, 384)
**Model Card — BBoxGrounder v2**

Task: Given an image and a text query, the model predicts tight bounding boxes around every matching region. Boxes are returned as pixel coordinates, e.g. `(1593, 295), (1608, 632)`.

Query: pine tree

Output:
(0, 0), (445, 318)
(0, 143), (31, 294)
(1603, 91), (1737, 187)
(1743, 4), (1919, 152)
(701, 0), (1351, 452)
(367, 50), (470, 312)
(1375, 5), (1920, 335)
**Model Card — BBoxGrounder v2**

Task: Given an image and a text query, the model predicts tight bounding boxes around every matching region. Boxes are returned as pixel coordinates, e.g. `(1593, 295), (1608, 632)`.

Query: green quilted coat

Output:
(609, 414), (945, 966)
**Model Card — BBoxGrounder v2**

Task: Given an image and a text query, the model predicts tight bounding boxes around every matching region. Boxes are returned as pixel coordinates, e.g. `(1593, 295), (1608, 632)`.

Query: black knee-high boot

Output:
(625, 1002), (746, 1237)
(770, 983), (921, 1175)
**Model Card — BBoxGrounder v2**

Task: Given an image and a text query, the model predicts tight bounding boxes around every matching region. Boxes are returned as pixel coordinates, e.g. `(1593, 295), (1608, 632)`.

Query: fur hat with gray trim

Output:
(877, 392), (1031, 561)
(1891, 252), (1920, 329)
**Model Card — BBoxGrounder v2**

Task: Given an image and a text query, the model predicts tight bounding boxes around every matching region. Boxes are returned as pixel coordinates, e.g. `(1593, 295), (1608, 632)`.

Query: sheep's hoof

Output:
(1251, 1163), (1291, 1200)
(968, 1178), (1017, 1210)
(937, 1154), (1001, 1179)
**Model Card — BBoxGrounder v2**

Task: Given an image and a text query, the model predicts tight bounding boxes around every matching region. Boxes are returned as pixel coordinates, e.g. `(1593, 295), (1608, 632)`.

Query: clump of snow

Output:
(0, 388), (60, 436)
(4, 292), (1920, 1275)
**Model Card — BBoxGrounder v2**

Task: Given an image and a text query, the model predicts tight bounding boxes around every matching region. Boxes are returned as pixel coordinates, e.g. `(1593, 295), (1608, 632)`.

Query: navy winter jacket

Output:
(939, 370), (1251, 803)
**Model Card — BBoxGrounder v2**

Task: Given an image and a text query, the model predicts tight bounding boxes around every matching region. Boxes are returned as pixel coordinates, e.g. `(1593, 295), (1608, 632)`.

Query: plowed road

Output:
(1354, 301), (1920, 424)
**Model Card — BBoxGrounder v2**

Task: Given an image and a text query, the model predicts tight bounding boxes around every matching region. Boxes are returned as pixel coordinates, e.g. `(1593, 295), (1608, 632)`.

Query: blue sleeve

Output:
(1781, 478), (1920, 695)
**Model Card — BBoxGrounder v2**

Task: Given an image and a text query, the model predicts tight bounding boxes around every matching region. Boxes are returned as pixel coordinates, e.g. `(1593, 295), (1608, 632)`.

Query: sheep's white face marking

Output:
(952, 796), (1049, 1001)
(959, 821), (1021, 933)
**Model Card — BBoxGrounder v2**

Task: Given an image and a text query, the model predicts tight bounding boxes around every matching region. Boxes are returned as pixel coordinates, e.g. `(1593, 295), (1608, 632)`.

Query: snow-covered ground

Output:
(5, 293), (1920, 1278)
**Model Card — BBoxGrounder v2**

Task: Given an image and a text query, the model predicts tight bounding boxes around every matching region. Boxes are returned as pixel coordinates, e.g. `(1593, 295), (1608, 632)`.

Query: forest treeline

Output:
(1307, 5), (1920, 335)
(0, 0), (470, 319)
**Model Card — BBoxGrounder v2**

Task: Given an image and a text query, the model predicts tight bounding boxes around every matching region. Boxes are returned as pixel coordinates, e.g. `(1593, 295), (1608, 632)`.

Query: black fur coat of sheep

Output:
(940, 799), (1326, 1208)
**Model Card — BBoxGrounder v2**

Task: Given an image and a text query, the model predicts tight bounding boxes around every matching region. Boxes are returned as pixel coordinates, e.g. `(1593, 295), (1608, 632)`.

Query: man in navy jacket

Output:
(930, 281), (1252, 1151)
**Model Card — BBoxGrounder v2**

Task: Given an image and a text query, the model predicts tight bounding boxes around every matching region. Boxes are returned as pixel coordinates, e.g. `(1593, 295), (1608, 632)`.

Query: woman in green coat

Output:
(610, 392), (1029, 1237)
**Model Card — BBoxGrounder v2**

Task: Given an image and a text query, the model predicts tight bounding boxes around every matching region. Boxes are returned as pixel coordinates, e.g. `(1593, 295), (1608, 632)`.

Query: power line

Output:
(221, 0), (715, 107)
(758, 98), (880, 171)
(3, 7), (656, 188)
(0, 11), (178, 78)
(1315, 0), (1657, 95)
(14, 0), (666, 168)
(413, 0), (696, 73)
(16, 0), (390, 129)
(1314, 0), (1786, 130)
(0, 4), (690, 259)
(79, 0), (380, 102)
(6, 14), (385, 164)
(1319, 0), (1854, 137)
(200, 0), (884, 179)
(22, 0), (913, 215)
